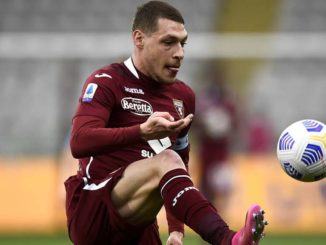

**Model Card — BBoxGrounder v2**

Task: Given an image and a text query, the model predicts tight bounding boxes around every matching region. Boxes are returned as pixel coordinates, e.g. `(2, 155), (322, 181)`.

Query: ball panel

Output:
(282, 162), (303, 180)
(278, 132), (295, 151)
(302, 119), (324, 132)
(301, 144), (323, 166)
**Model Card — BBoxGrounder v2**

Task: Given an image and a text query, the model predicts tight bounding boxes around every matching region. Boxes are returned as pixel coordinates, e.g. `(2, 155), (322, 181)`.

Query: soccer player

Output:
(65, 1), (267, 244)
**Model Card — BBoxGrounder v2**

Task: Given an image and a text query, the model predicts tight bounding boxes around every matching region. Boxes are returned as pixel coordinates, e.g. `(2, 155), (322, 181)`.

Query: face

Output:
(137, 18), (188, 83)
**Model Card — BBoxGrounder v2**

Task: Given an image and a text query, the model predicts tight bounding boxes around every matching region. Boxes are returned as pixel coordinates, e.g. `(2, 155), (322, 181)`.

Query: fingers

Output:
(152, 111), (174, 122)
(156, 117), (183, 131)
(161, 114), (193, 131)
(144, 113), (194, 140)
(168, 120), (184, 129)
(184, 113), (194, 124)
(171, 114), (194, 131)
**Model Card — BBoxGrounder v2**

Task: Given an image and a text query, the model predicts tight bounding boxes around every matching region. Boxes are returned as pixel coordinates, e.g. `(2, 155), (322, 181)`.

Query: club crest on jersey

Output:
(121, 97), (153, 116)
(173, 99), (184, 118)
(82, 83), (98, 102)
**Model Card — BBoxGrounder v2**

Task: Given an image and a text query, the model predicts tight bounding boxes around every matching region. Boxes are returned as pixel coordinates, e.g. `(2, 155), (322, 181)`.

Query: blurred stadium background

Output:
(0, 0), (325, 244)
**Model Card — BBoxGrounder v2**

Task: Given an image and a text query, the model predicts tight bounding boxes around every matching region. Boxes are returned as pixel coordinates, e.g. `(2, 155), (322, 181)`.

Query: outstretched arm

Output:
(71, 112), (193, 158)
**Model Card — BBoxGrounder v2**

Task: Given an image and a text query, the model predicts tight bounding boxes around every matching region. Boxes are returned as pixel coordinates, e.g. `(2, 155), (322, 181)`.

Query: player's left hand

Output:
(166, 231), (183, 245)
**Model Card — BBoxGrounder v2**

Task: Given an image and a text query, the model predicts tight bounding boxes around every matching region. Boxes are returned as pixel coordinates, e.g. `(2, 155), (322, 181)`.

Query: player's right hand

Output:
(166, 231), (183, 245)
(140, 111), (193, 141)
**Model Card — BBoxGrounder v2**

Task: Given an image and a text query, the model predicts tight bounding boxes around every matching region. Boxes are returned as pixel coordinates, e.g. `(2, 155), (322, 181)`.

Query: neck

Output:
(131, 50), (166, 84)
(131, 51), (151, 78)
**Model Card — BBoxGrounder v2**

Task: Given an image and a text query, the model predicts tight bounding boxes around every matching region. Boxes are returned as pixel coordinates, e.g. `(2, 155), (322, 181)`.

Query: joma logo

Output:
(121, 97), (153, 116)
(172, 186), (197, 206)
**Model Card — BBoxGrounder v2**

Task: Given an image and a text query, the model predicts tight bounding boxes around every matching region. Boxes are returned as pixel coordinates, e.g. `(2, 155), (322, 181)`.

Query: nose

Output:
(173, 43), (184, 61)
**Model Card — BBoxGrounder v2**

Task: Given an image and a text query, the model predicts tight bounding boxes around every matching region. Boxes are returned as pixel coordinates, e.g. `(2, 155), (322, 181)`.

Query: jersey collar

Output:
(123, 57), (139, 79)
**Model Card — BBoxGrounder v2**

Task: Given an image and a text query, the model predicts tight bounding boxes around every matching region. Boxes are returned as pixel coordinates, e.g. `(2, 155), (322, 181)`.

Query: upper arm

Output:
(73, 69), (118, 123)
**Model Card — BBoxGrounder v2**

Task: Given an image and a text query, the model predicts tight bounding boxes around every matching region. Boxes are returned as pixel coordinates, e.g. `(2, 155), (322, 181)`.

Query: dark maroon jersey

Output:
(70, 58), (195, 181)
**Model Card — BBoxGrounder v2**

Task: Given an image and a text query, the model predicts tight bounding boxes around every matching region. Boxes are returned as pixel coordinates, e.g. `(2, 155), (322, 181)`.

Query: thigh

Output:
(111, 157), (163, 225)
(111, 150), (186, 225)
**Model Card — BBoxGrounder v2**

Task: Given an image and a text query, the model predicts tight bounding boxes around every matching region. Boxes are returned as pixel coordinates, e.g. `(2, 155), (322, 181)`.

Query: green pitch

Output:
(161, 234), (326, 245)
(0, 233), (325, 244)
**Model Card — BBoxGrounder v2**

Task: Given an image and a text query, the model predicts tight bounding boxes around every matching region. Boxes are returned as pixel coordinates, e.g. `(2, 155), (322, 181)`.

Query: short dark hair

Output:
(132, 1), (185, 34)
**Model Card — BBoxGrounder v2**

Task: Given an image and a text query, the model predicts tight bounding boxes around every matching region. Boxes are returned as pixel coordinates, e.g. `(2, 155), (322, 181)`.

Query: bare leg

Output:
(111, 149), (186, 225)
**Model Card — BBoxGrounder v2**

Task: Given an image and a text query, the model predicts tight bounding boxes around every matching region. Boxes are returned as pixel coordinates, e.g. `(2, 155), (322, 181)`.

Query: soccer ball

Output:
(276, 119), (326, 182)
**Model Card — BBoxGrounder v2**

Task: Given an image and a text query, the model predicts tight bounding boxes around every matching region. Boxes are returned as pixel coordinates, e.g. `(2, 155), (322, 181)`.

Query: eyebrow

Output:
(162, 34), (188, 42)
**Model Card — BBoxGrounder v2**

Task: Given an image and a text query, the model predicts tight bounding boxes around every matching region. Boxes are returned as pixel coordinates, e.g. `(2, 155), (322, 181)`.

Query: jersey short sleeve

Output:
(74, 69), (118, 121)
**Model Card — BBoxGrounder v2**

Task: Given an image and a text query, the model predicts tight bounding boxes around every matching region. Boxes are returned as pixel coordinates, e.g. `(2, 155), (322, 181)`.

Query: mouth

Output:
(165, 65), (180, 75)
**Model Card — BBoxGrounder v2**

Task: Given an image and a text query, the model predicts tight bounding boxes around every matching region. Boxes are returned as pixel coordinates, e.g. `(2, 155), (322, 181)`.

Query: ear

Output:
(132, 30), (145, 49)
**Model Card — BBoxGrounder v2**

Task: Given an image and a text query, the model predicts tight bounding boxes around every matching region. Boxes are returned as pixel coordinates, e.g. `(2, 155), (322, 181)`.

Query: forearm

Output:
(70, 116), (142, 158)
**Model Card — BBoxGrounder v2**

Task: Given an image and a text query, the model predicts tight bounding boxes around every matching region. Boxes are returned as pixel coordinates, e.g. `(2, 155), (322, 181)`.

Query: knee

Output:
(153, 149), (186, 176)
(159, 149), (183, 165)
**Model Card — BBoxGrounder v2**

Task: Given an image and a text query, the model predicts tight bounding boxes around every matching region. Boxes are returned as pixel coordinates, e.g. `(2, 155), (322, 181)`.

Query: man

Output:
(65, 1), (267, 244)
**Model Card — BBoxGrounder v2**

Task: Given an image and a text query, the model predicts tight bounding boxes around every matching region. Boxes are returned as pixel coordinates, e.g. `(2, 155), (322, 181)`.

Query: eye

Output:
(181, 42), (187, 47)
(163, 40), (174, 46)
